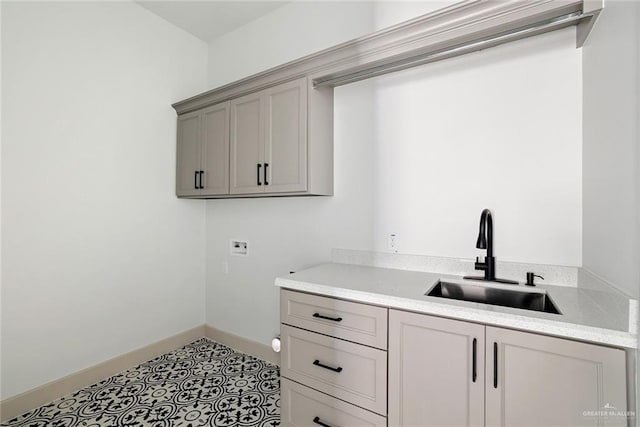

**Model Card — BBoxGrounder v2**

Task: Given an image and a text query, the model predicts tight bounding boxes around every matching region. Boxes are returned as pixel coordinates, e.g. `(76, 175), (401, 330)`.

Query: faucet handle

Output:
(474, 256), (487, 271)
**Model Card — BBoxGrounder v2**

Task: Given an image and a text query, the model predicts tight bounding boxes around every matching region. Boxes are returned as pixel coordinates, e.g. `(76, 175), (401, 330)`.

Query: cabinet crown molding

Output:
(172, 0), (601, 115)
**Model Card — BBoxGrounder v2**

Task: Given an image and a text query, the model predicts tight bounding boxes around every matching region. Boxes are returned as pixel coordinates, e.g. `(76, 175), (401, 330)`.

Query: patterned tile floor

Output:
(2, 338), (280, 427)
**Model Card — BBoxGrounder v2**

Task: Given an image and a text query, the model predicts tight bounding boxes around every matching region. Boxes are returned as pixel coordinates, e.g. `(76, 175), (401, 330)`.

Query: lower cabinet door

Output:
(485, 326), (628, 427)
(281, 378), (387, 427)
(388, 310), (485, 427)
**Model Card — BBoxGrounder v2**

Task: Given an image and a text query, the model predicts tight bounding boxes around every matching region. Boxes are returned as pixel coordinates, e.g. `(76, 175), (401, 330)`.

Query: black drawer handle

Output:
(313, 416), (333, 427)
(493, 342), (498, 388)
(313, 360), (342, 373)
(257, 163), (262, 186)
(264, 162), (269, 185)
(313, 313), (343, 322)
(199, 170), (204, 189)
(472, 337), (477, 383)
(194, 171), (199, 189)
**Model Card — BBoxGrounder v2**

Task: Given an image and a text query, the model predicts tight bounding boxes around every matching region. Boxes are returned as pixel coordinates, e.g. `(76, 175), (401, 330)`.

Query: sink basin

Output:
(426, 280), (561, 314)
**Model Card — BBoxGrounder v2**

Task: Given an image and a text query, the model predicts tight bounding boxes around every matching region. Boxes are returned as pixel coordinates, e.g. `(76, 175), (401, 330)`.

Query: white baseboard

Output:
(0, 325), (205, 422)
(205, 325), (280, 366)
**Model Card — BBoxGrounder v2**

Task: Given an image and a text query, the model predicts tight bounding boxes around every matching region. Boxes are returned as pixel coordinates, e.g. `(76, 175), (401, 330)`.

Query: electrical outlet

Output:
(230, 239), (249, 256)
(388, 233), (398, 253)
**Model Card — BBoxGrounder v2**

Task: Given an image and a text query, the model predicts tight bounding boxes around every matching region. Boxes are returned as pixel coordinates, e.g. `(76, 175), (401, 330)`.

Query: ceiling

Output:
(136, 1), (289, 42)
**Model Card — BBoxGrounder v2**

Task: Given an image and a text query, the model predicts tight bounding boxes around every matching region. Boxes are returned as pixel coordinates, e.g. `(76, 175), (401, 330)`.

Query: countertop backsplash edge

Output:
(331, 248), (579, 287)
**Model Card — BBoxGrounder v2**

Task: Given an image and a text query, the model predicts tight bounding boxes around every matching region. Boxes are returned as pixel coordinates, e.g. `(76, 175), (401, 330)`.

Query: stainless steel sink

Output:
(426, 279), (561, 314)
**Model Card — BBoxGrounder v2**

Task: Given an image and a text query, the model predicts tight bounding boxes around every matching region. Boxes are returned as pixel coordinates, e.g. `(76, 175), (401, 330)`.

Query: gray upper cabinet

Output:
(230, 92), (264, 194)
(389, 309), (628, 427)
(176, 102), (230, 197)
(177, 77), (332, 199)
(176, 111), (202, 197)
(389, 309), (485, 427)
(263, 78), (307, 193)
(230, 77), (307, 195)
(201, 103), (230, 195)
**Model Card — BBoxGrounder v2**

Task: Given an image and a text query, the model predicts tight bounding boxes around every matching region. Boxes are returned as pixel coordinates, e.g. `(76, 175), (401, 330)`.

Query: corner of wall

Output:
(581, 0), (640, 300)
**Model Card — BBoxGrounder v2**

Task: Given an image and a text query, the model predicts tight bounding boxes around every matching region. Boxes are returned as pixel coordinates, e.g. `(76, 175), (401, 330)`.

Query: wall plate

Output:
(230, 239), (249, 256)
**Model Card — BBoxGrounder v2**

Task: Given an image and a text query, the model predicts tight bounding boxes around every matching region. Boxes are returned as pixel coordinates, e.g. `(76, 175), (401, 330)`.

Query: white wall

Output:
(582, 0), (639, 299)
(1, 2), (208, 399)
(205, 1), (583, 346)
(207, 1), (375, 87)
(371, 28), (582, 265)
(206, 1), (378, 347)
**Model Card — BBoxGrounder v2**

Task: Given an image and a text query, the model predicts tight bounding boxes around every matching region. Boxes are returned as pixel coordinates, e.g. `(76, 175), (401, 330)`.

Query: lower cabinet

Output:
(281, 325), (387, 415)
(485, 325), (628, 427)
(389, 309), (628, 427)
(281, 378), (386, 427)
(280, 289), (388, 426)
(280, 289), (629, 427)
(388, 311), (485, 427)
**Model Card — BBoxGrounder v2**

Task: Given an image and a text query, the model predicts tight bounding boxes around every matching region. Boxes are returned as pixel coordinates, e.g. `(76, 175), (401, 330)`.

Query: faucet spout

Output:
(476, 208), (493, 257)
(464, 208), (518, 285)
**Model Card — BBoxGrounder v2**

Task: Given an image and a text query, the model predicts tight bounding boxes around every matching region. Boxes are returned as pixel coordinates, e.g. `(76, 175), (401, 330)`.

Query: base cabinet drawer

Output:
(281, 378), (387, 427)
(281, 289), (388, 349)
(281, 324), (387, 415)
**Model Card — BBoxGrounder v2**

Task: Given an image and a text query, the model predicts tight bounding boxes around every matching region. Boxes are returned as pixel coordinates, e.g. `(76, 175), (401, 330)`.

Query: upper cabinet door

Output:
(485, 326), (628, 427)
(201, 102), (230, 196)
(263, 78), (307, 193)
(176, 111), (202, 197)
(230, 93), (264, 194)
(388, 310), (485, 427)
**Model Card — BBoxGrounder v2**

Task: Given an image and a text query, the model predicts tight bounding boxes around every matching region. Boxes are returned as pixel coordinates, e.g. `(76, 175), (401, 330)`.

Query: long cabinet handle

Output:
(194, 171), (199, 190)
(199, 170), (204, 189)
(313, 313), (343, 322)
(472, 338), (477, 383)
(257, 164), (262, 186)
(313, 360), (343, 373)
(493, 342), (498, 388)
(313, 416), (333, 427)
(264, 163), (269, 186)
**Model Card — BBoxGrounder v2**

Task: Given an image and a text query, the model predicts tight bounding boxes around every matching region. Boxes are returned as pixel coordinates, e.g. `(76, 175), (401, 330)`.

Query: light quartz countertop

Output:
(275, 263), (638, 349)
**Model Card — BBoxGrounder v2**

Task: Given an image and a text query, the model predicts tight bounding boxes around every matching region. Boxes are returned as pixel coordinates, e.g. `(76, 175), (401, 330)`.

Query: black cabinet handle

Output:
(472, 338), (477, 383)
(194, 171), (199, 189)
(257, 164), (262, 186)
(313, 360), (343, 373)
(264, 163), (269, 185)
(493, 342), (498, 388)
(313, 417), (333, 427)
(313, 313), (343, 322)
(199, 170), (204, 189)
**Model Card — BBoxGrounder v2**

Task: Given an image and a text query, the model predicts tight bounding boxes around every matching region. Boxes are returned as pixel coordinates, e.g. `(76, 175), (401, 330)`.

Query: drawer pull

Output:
(313, 416), (334, 427)
(312, 313), (343, 322)
(493, 342), (498, 388)
(313, 360), (343, 373)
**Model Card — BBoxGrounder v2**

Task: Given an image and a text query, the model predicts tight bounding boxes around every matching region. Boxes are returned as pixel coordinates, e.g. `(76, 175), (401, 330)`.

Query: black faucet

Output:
(464, 209), (518, 285)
